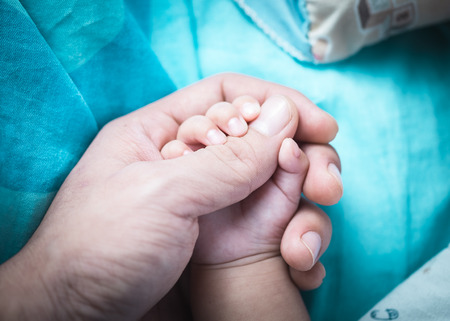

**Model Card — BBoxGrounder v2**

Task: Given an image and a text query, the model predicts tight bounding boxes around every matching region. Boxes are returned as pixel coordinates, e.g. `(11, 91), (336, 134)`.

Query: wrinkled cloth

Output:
(150, 0), (450, 320)
(2, 1), (450, 320)
(234, 0), (450, 63)
(360, 244), (450, 321)
(0, 0), (175, 263)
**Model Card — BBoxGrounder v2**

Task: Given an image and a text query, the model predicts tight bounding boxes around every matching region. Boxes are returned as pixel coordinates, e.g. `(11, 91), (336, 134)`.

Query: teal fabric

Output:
(2, 1), (450, 320)
(150, 1), (450, 320)
(0, 0), (176, 263)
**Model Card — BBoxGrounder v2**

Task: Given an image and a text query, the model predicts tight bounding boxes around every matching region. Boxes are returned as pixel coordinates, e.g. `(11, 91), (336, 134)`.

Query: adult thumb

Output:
(148, 95), (299, 218)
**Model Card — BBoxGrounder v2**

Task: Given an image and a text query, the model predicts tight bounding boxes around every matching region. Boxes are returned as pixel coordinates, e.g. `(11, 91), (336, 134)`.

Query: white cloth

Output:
(360, 244), (450, 321)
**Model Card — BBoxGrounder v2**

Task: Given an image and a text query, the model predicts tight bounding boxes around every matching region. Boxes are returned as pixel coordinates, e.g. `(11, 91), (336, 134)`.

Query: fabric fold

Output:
(233, 0), (313, 62)
(234, 0), (450, 63)
(0, 0), (175, 263)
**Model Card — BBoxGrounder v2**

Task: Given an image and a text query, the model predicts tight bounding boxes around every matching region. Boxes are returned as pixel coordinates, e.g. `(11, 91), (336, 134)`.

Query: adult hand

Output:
(0, 73), (341, 321)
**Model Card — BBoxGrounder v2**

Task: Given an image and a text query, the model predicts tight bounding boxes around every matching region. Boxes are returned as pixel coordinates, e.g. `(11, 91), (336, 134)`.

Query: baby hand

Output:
(161, 95), (326, 269)
(161, 95), (261, 158)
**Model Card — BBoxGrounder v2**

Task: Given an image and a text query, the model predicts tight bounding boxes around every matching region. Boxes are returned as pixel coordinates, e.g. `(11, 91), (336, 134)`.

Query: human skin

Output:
(0, 73), (341, 321)
(160, 95), (335, 321)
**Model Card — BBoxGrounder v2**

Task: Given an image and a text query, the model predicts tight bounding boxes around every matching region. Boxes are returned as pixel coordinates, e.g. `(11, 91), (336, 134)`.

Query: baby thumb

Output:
(155, 95), (299, 218)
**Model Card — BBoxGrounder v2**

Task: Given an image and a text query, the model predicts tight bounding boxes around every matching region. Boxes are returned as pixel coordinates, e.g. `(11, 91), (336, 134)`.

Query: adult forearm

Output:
(0, 245), (71, 321)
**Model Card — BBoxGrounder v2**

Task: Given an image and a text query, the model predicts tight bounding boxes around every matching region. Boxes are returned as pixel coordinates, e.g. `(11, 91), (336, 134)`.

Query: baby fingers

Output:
(205, 102), (249, 137)
(177, 115), (227, 147)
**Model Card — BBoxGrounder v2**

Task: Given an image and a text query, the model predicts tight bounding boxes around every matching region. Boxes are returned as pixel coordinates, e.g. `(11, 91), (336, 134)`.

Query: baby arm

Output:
(190, 136), (311, 321)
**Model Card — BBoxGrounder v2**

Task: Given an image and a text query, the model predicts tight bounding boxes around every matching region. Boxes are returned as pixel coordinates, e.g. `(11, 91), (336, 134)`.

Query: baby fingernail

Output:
(250, 95), (292, 136)
(301, 231), (322, 266)
(206, 129), (227, 145)
(328, 163), (342, 186)
(242, 102), (260, 118)
(228, 117), (248, 136)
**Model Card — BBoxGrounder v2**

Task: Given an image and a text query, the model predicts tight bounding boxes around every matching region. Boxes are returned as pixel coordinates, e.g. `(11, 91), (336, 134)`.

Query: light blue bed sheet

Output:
(150, 1), (450, 320)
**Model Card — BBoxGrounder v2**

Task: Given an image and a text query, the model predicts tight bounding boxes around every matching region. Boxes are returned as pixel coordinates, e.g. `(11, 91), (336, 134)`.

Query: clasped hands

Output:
(0, 73), (342, 321)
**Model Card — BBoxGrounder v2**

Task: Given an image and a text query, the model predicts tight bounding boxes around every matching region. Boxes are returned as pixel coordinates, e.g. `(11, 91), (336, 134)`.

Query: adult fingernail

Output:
(290, 139), (302, 158)
(250, 95), (291, 136)
(328, 163), (342, 186)
(301, 231), (322, 267)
